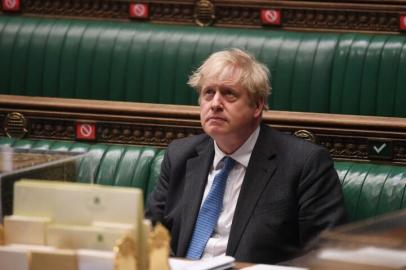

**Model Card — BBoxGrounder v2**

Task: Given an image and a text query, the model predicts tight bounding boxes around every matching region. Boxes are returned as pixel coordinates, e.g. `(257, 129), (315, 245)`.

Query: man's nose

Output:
(211, 91), (223, 111)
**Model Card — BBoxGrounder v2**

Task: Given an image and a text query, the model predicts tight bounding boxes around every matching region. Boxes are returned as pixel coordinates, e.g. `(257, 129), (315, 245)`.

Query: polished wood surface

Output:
(234, 261), (254, 269)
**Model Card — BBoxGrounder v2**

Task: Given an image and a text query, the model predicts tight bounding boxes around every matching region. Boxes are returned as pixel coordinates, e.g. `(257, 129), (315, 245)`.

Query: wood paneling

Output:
(1, 95), (406, 164)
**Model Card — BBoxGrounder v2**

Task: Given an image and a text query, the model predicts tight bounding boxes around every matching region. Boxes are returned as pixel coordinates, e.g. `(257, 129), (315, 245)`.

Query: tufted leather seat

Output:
(1, 16), (406, 116)
(336, 161), (406, 222)
(0, 137), (160, 204)
(1, 137), (406, 222)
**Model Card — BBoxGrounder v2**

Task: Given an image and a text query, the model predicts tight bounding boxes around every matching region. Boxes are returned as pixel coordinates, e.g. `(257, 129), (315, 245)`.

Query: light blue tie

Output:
(186, 156), (236, 259)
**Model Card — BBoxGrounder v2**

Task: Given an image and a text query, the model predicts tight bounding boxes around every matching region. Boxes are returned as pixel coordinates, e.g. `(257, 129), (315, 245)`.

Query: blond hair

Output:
(188, 48), (271, 109)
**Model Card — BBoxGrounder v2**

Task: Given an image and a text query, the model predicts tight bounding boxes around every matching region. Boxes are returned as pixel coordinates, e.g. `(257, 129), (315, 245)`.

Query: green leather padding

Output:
(2, 16), (406, 116)
(335, 162), (406, 222)
(2, 137), (406, 221)
(0, 137), (158, 204)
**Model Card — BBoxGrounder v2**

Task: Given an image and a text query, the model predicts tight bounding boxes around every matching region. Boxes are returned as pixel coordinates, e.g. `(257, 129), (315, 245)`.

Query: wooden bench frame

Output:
(1, 0), (406, 34)
(1, 94), (406, 165)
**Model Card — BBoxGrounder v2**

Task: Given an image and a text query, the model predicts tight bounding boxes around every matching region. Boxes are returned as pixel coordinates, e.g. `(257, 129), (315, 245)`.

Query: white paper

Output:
(242, 264), (307, 270)
(318, 246), (406, 268)
(4, 215), (50, 245)
(0, 244), (56, 270)
(14, 180), (143, 225)
(77, 249), (114, 270)
(169, 255), (235, 270)
(0, 246), (29, 270)
(6, 244), (56, 252)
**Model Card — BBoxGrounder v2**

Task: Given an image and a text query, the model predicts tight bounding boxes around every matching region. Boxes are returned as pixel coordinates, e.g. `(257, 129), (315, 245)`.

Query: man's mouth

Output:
(206, 116), (227, 122)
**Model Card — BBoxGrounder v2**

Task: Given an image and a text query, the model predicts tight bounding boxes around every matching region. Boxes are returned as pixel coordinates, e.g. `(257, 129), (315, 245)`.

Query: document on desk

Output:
(169, 255), (235, 270)
(242, 265), (307, 270)
(318, 246), (406, 268)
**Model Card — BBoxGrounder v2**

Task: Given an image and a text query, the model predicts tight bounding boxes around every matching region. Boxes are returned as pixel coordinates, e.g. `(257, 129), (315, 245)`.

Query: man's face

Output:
(199, 75), (263, 143)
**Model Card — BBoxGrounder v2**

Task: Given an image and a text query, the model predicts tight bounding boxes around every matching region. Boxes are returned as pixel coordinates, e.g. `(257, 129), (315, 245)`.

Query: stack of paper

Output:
(4, 215), (50, 245)
(13, 180), (143, 226)
(242, 265), (307, 270)
(0, 244), (115, 270)
(169, 256), (235, 270)
(0, 180), (147, 270)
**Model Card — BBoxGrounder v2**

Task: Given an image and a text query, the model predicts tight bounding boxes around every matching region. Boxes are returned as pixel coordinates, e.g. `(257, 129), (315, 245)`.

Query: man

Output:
(146, 49), (347, 264)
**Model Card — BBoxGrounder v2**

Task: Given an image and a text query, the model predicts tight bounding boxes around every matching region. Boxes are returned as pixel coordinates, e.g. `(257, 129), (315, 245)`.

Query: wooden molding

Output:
(1, 94), (406, 164)
(1, 0), (406, 34)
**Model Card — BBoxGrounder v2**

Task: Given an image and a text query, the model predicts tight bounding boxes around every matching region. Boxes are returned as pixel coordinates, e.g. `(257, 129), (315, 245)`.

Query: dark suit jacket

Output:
(146, 124), (347, 264)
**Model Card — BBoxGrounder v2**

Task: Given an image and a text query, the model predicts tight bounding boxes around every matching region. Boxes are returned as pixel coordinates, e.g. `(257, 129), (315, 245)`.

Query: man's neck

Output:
(215, 124), (260, 154)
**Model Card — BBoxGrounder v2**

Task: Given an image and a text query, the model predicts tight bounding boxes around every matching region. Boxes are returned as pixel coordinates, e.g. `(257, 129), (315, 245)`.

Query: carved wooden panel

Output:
(149, 2), (194, 23)
(2, 95), (406, 164)
(282, 9), (399, 33)
(29, 119), (76, 140)
(23, 0), (129, 19)
(2, 0), (406, 34)
(96, 122), (202, 146)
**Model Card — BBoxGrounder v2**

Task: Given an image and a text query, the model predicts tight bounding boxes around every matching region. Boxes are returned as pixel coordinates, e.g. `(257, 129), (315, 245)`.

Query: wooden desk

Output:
(288, 211), (406, 270)
(234, 262), (253, 269)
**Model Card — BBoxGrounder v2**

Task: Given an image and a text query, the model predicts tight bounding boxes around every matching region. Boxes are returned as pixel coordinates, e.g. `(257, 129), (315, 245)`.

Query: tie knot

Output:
(222, 156), (235, 172)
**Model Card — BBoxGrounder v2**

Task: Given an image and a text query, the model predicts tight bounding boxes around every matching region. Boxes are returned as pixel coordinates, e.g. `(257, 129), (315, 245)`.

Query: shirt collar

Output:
(213, 125), (260, 169)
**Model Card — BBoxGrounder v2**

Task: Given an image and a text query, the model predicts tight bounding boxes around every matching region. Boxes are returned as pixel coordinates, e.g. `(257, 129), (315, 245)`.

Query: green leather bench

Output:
(336, 161), (406, 222)
(0, 137), (165, 204)
(1, 15), (406, 117)
(1, 137), (405, 222)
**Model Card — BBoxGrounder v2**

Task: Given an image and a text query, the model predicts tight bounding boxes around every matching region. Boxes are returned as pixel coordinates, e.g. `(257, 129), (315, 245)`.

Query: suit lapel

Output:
(227, 125), (277, 255)
(177, 139), (214, 256)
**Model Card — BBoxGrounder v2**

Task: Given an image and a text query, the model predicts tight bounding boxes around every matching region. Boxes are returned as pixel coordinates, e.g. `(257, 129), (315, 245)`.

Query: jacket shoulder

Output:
(262, 124), (329, 159)
(166, 133), (211, 158)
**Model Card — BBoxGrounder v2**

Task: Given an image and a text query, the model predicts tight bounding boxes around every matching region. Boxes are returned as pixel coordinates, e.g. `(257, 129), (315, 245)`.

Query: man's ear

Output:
(254, 98), (265, 118)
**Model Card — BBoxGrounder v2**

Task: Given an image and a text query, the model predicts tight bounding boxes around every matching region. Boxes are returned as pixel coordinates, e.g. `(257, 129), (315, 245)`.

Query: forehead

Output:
(201, 66), (241, 89)
(201, 80), (239, 91)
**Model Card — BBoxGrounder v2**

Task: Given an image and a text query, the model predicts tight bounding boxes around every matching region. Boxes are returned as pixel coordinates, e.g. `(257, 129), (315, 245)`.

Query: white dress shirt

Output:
(201, 126), (260, 258)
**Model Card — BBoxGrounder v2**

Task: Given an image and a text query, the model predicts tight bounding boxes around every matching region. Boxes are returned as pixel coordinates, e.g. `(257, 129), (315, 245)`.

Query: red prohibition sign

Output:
(265, 10), (278, 23)
(401, 15), (406, 30)
(261, 9), (281, 25)
(76, 123), (96, 140)
(80, 124), (93, 137)
(3, 0), (19, 10)
(133, 4), (145, 17)
(6, 0), (16, 8)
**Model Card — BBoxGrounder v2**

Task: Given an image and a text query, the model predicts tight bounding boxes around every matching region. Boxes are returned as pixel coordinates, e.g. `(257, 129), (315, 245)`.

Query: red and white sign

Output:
(400, 15), (406, 30)
(2, 0), (20, 11)
(76, 123), (96, 140)
(129, 3), (149, 19)
(261, 9), (281, 25)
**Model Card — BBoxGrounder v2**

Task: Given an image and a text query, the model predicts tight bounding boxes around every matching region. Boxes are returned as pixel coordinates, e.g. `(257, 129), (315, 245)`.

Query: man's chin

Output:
(203, 126), (229, 138)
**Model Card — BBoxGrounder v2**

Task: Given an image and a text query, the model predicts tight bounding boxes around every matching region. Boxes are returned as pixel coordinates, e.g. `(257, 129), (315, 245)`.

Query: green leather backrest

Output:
(335, 162), (406, 222)
(0, 137), (161, 204)
(1, 16), (406, 116)
(2, 137), (406, 221)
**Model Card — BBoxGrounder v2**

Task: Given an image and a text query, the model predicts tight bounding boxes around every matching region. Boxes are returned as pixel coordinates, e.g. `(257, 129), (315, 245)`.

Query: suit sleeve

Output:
(145, 148), (171, 225)
(297, 147), (347, 248)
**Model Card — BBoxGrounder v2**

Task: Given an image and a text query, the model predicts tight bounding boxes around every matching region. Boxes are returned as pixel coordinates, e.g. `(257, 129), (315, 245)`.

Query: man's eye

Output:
(203, 89), (215, 96)
(224, 90), (237, 100)
(225, 90), (234, 96)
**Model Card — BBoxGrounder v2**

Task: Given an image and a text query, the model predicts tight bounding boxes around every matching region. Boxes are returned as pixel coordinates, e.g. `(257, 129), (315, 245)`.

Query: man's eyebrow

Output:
(202, 85), (215, 90)
(219, 85), (238, 92)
